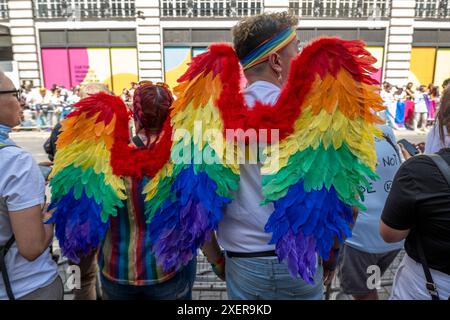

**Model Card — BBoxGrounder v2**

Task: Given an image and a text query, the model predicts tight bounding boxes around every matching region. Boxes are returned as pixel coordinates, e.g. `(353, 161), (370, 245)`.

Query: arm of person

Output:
(201, 231), (225, 280)
(379, 220), (410, 243)
(9, 205), (54, 261)
(323, 206), (358, 285)
(3, 150), (51, 261)
(380, 159), (416, 244)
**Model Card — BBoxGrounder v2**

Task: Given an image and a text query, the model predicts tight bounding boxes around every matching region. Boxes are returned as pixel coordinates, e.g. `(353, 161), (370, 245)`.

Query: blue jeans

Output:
(225, 255), (324, 300)
(100, 257), (197, 300)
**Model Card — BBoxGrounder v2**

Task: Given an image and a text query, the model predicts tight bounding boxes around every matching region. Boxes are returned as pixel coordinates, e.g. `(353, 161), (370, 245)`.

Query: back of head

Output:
(132, 81), (173, 136)
(431, 85), (439, 97)
(443, 77), (450, 90)
(232, 12), (298, 61)
(79, 83), (109, 99)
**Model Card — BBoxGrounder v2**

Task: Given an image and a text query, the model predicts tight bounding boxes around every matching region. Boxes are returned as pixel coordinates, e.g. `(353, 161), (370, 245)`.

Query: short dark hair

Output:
(232, 12), (298, 61)
(443, 77), (450, 89)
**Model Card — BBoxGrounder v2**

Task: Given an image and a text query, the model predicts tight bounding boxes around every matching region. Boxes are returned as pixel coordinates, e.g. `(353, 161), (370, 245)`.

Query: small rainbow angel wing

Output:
(261, 37), (385, 282)
(47, 93), (128, 262)
(145, 45), (243, 272)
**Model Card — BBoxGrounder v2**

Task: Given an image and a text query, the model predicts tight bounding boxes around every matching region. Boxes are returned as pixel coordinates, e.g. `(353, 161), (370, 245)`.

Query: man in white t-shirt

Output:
(0, 71), (61, 300)
(212, 13), (324, 300)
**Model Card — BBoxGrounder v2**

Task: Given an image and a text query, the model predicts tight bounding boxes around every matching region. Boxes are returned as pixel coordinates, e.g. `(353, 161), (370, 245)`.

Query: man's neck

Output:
(245, 71), (282, 88)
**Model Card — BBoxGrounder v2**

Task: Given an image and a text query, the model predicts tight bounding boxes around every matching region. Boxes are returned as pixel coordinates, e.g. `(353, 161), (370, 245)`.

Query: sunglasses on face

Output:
(0, 89), (21, 100)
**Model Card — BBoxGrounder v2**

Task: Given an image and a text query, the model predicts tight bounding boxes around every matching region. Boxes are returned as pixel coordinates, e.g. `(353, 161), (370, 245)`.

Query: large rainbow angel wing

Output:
(261, 37), (385, 282)
(146, 37), (383, 282)
(145, 45), (243, 272)
(47, 93), (129, 262)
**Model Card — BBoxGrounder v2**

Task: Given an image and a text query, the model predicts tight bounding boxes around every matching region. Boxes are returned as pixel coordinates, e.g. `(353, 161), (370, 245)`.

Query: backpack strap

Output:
(427, 153), (450, 187)
(0, 235), (16, 300)
(0, 144), (18, 150)
(414, 234), (440, 300)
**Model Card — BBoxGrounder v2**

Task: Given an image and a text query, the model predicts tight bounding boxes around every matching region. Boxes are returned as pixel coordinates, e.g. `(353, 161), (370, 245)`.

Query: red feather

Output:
(70, 92), (172, 179)
(211, 37), (380, 141)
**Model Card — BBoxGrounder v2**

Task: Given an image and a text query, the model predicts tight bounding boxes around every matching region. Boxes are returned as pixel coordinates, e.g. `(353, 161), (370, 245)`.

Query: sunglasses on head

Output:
(138, 80), (170, 89)
(0, 89), (21, 100)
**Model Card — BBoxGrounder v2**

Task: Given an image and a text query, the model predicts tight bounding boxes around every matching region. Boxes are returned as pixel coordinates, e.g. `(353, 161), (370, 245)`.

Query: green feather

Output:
(262, 143), (378, 209)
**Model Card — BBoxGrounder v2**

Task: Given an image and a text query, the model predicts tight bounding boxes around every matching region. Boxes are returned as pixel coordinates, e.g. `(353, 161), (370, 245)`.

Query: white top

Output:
(414, 92), (428, 113)
(345, 125), (404, 253)
(390, 254), (450, 300)
(217, 81), (279, 252)
(394, 91), (406, 102)
(380, 90), (394, 107)
(0, 145), (58, 299)
(425, 124), (450, 154)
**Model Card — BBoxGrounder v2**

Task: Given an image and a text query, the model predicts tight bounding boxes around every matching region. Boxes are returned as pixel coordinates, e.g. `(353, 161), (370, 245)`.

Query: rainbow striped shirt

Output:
(98, 177), (176, 285)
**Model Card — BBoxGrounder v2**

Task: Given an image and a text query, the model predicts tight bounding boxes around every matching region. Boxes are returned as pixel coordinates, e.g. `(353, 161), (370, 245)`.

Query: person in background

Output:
(58, 86), (69, 101)
(51, 89), (64, 125)
(413, 85), (428, 132)
(337, 124), (403, 300)
(380, 82), (396, 128)
(393, 86), (406, 130)
(66, 86), (80, 105)
(404, 82), (415, 130)
(128, 82), (139, 101)
(427, 85), (440, 127)
(120, 88), (132, 108)
(20, 81), (33, 103)
(380, 87), (450, 300)
(0, 70), (62, 300)
(442, 78), (450, 91)
(425, 85), (450, 154)
(20, 105), (35, 128)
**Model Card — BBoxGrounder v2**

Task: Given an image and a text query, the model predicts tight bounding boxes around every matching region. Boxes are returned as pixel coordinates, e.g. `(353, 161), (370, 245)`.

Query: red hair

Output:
(132, 81), (173, 146)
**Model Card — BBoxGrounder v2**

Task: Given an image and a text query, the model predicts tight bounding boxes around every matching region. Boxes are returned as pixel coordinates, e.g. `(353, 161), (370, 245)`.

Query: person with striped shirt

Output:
(97, 82), (198, 299)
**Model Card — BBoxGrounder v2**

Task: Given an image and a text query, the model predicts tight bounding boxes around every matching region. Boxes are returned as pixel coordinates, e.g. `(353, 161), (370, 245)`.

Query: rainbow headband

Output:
(240, 28), (297, 70)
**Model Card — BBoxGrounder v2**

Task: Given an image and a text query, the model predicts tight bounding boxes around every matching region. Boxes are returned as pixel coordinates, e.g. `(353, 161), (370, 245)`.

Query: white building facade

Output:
(0, 0), (449, 92)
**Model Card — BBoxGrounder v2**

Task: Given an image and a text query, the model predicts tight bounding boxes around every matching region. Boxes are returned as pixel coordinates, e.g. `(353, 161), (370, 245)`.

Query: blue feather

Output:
(47, 189), (109, 263)
(265, 180), (353, 282)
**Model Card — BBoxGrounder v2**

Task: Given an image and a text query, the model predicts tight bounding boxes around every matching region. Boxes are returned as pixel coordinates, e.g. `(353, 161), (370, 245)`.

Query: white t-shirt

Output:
(414, 92), (428, 113)
(0, 146), (58, 299)
(425, 124), (450, 154)
(380, 90), (394, 107)
(218, 81), (280, 252)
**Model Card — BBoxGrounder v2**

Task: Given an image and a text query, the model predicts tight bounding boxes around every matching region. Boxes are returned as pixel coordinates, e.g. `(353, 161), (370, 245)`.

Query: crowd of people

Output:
(380, 80), (449, 132)
(18, 82), (139, 130)
(1, 12), (449, 301)
(19, 83), (81, 129)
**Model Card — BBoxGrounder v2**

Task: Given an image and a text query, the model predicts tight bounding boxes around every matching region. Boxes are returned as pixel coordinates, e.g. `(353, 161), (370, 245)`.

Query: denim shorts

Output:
(225, 255), (324, 300)
(100, 257), (197, 300)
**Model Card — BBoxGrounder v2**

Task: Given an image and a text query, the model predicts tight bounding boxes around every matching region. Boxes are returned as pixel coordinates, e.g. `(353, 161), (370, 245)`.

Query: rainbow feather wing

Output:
(145, 45), (241, 272)
(262, 38), (384, 282)
(48, 93), (128, 263)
